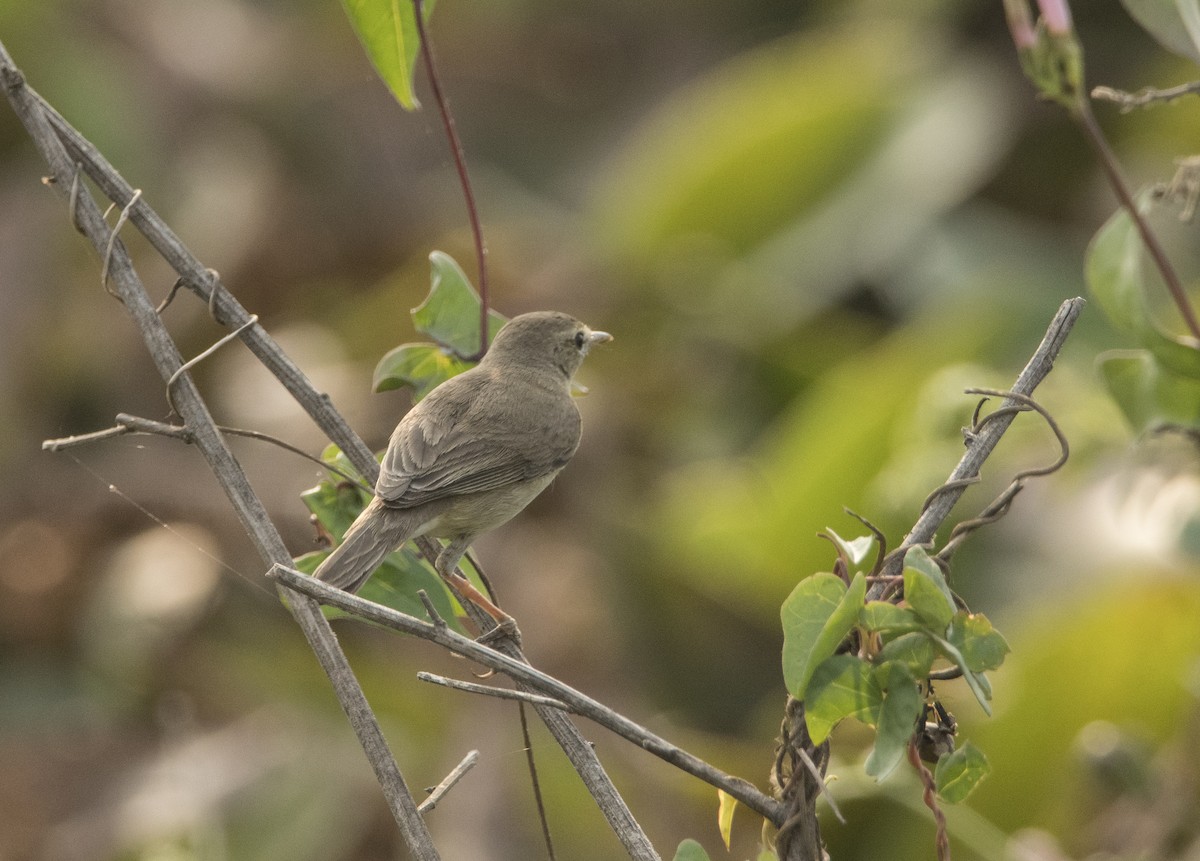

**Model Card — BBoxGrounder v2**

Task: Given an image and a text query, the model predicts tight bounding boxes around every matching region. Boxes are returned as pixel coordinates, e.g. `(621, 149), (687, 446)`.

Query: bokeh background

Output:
(2, 1), (1200, 859)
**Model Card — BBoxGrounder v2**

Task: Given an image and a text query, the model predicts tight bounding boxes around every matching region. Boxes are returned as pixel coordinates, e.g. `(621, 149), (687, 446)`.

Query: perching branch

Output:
(272, 563), (785, 826)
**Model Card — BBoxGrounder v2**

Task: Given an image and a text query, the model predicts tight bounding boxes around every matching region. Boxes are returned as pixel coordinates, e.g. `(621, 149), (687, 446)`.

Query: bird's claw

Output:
(476, 617), (521, 648)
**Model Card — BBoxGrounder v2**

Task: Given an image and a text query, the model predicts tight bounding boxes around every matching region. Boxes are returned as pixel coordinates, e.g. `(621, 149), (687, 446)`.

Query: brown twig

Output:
(418, 749), (480, 815)
(1092, 81), (1200, 113)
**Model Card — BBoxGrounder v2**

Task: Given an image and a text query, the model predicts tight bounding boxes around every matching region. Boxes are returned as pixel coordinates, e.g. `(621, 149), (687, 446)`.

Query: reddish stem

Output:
(412, 0), (490, 359)
(907, 740), (951, 861)
(1076, 99), (1200, 342)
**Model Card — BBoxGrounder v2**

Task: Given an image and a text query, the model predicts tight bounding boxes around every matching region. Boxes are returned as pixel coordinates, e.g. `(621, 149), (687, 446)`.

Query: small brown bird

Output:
(314, 311), (611, 624)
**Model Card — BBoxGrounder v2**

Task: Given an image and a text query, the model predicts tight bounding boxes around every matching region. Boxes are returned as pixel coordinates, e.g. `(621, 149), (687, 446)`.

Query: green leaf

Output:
(357, 546), (463, 629)
(299, 445), (372, 539)
(372, 342), (474, 401)
(413, 251), (509, 356)
(865, 663), (923, 781)
(878, 631), (938, 678)
(804, 654), (883, 744)
(672, 838), (712, 861)
(295, 543), (463, 631)
(1119, 0), (1200, 63)
(947, 611), (1010, 673)
(825, 528), (876, 566)
(927, 632), (993, 716)
(340, 0), (436, 111)
(1085, 202), (1200, 381)
(934, 741), (990, 803)
(902, 547), (955, 630)
(1099, 350), (1200, 432)
(860, 601), (924, 633)
(782, 572), (866, 698)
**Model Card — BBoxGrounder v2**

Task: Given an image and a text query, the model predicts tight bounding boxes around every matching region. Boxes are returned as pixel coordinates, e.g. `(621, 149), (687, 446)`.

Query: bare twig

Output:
(27, 88), (380, 478)
(908, 740), (950, 861)
(417, 672), (570, 710)
(418, 750), (480, 815)
(1092, 81), (1200, 113)
(42, 414), (373, 493)
(936, 389), (1069, 561)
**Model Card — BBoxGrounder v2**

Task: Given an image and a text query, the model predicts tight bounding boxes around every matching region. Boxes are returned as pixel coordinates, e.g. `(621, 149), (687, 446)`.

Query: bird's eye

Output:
(574, 331), (586, 349)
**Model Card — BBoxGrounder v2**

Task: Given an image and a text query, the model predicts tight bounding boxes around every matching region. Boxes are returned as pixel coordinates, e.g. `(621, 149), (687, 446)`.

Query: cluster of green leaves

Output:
(373, 252), (506, 399)
(295, 250), (500, 627)
(781, 541), (1008, 800)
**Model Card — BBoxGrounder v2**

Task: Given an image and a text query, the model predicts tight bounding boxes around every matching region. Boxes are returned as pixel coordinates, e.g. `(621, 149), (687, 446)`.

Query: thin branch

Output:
(0, 42), (439, 859)
(272, 563), (785, 827)
(42, 413), (373, 493)
(165, 315), (259, 414)
(418, 750), (480, 815)
(417, 672), (571, 710)
(1092, 81), (1200, 113)
(520, 701), (558, 861)
(935, 389), (1070, 562)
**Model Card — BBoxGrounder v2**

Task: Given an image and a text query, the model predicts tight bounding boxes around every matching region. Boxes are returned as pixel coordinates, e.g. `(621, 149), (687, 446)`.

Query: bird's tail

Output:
(313, 497), (419, 593)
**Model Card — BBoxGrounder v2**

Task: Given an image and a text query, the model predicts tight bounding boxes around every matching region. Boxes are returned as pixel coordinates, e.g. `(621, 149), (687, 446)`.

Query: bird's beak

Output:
(586, 329), (613, 350)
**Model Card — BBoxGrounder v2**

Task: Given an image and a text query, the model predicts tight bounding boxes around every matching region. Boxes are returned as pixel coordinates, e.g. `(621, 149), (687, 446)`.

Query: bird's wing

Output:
(375, 370), (580, 507)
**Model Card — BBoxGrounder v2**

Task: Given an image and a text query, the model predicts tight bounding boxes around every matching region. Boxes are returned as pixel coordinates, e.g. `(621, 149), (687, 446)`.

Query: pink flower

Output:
(1003, 0), (1037, 50)
(1037, 0), (1074, 36)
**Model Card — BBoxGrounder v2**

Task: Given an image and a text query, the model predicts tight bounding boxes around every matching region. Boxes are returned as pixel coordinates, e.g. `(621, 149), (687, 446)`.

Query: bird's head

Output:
(483, 311), (612, 380)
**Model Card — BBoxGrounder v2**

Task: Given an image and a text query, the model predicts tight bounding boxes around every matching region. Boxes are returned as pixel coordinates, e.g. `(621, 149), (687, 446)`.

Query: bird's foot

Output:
(476, 616), (521, 648)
